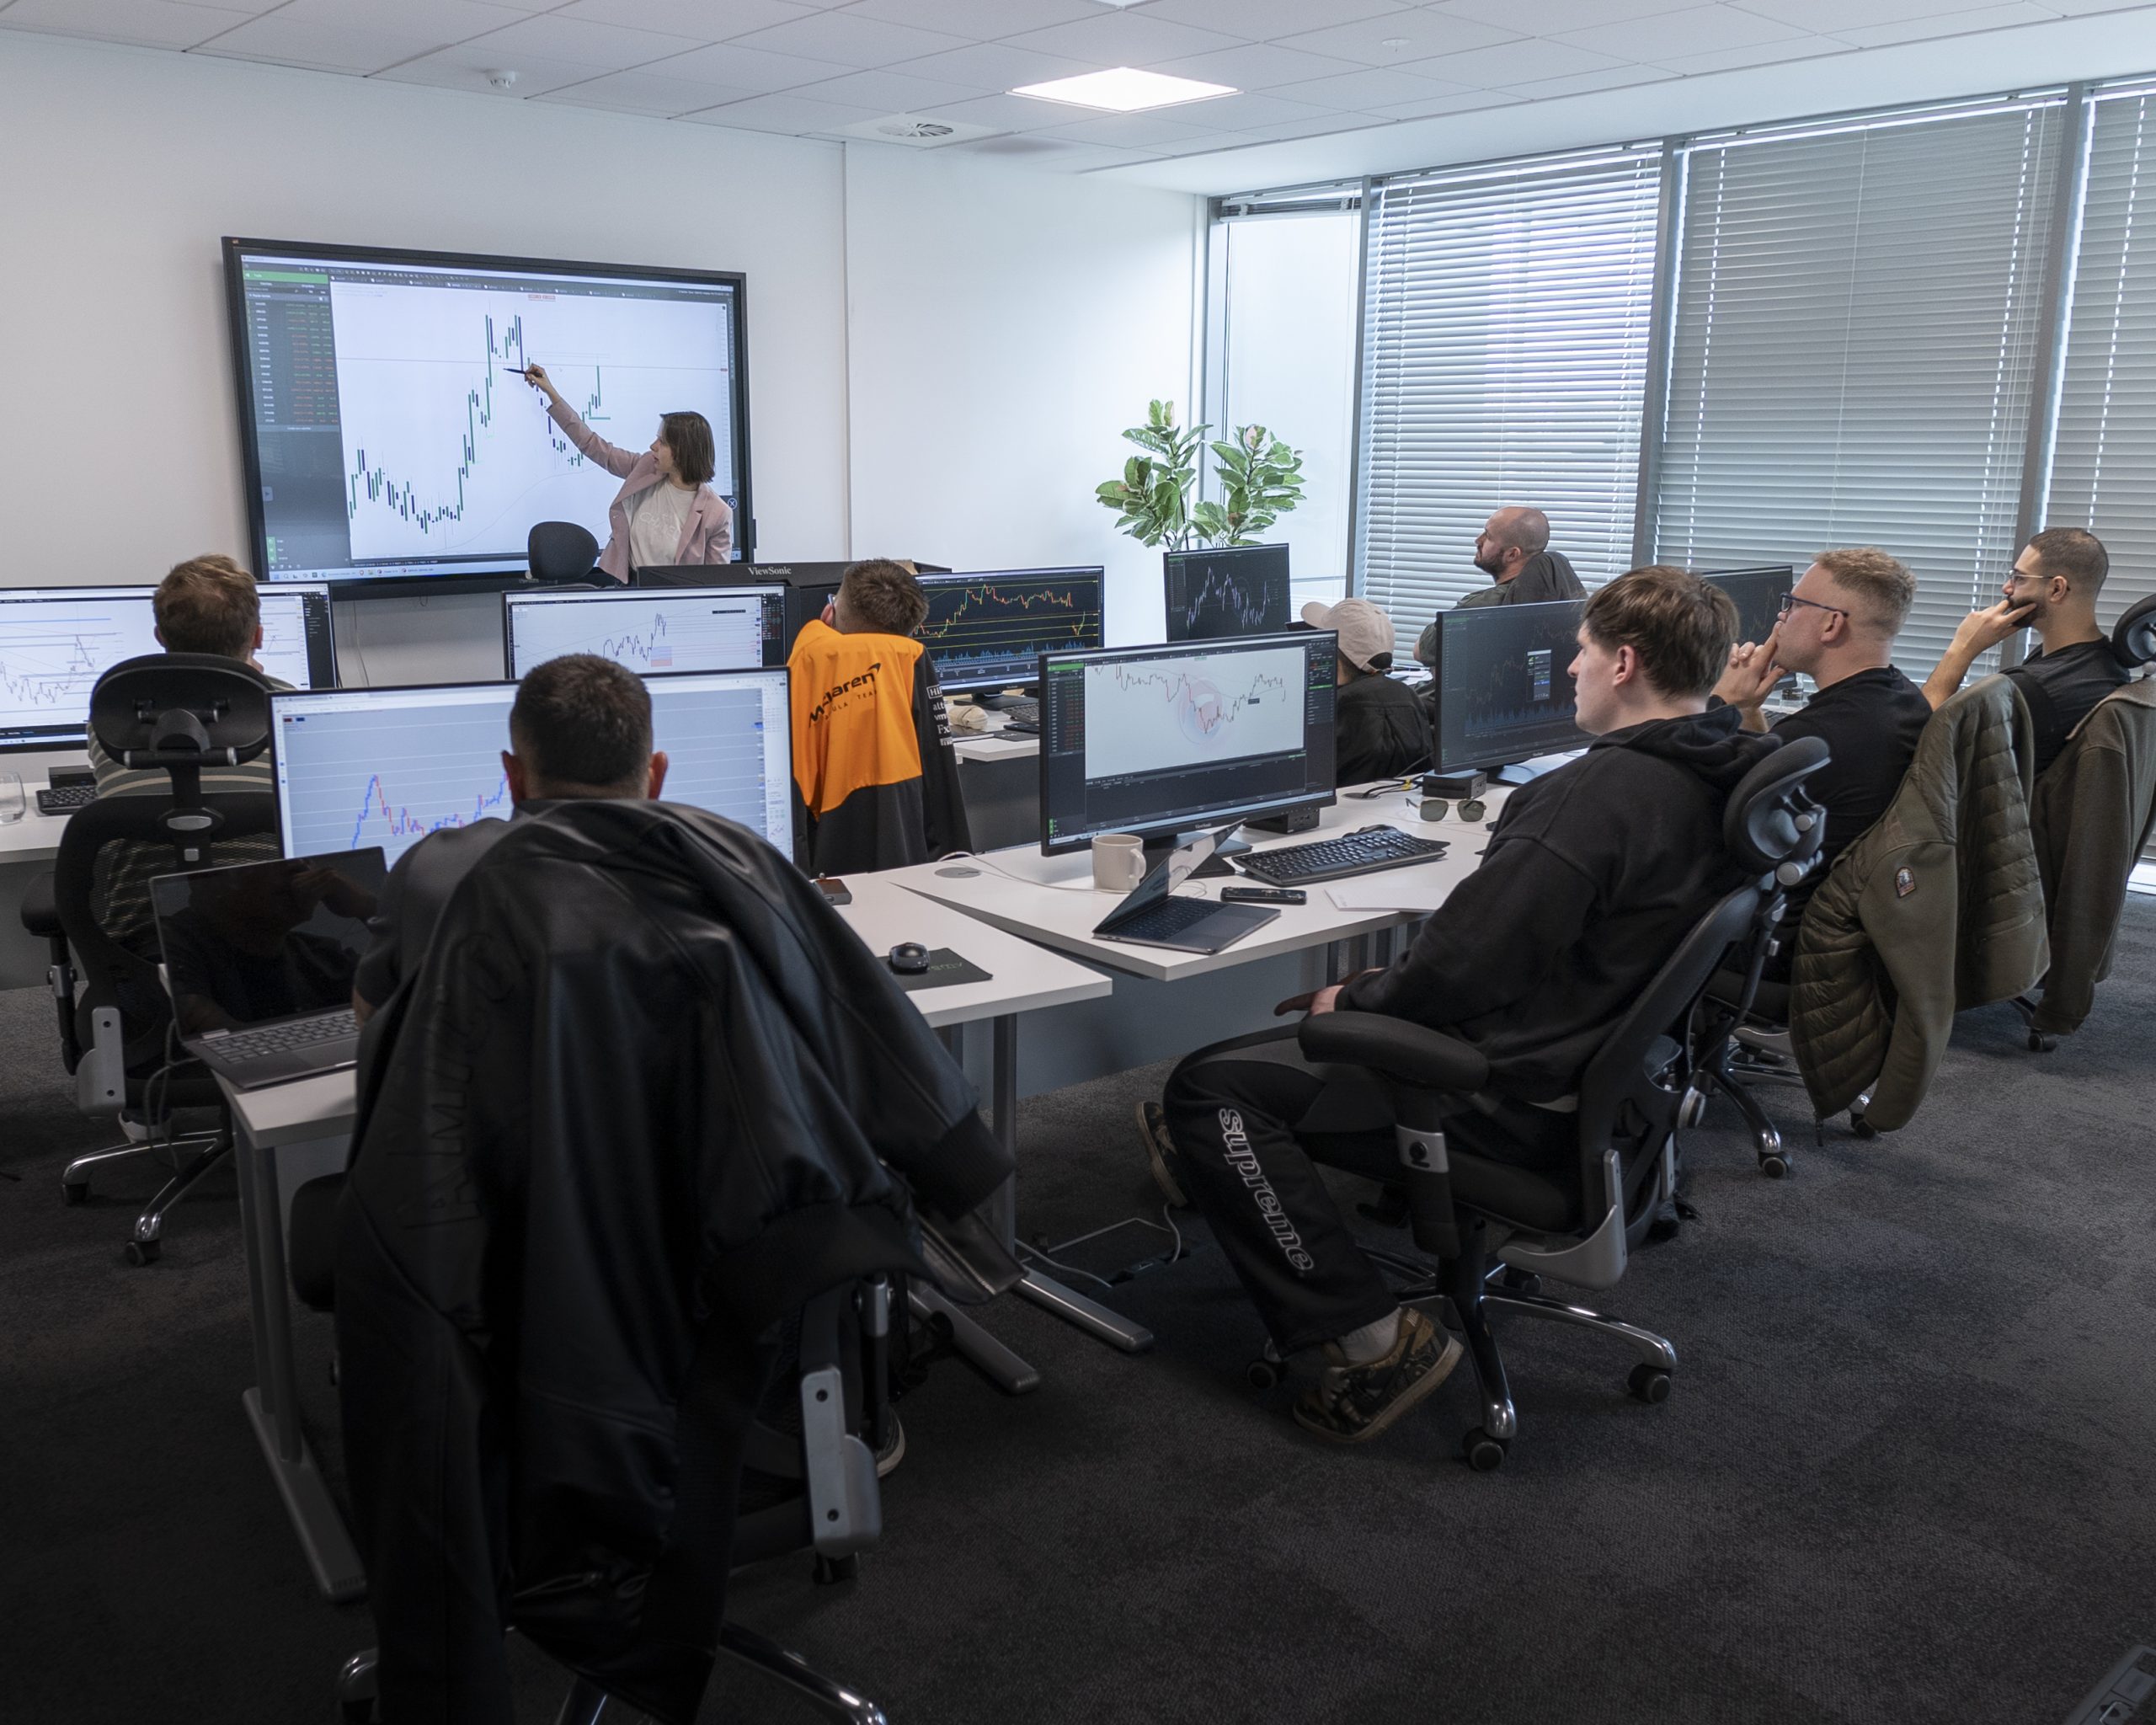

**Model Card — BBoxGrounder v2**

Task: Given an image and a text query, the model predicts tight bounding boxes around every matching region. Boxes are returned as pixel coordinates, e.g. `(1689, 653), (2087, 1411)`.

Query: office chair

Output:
(17, 656), (278, 1263)
(2013, 591), (2156, 1049)
(1278, 738), (1828, 1471)
(528, 520), (602, 585)
(334, 1277), (897, 1725)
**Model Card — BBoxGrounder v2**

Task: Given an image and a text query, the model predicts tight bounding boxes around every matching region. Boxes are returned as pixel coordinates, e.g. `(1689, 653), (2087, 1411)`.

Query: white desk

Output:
(218, 875), (1111, 1601)
(951, 709), (1039, 766)
(0, 747), (91, 866)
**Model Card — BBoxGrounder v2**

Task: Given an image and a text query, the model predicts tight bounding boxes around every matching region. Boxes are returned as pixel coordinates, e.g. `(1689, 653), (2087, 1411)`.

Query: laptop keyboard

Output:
(1239, 825), (1449, 888)
(1107, 897), (1219, 943)
(206, 1009), (357, 1064)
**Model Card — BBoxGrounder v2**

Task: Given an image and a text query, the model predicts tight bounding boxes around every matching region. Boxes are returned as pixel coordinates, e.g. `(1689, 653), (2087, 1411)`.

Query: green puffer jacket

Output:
(1790, 675), (2048, 1129)
(2026, 676), (2156, 1035)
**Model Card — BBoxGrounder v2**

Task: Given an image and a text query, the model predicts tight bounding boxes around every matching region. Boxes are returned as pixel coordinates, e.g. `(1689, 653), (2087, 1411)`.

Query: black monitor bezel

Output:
(1035, 629), (1339, 857)
(1161, 542), (1294, 644)
(499, 582), (788, 678)
(1696, 564), (1796, 640)
(221, 236), (755, 601)
(916, 565), (1107, 695)
(1431, 597), (1591, 774)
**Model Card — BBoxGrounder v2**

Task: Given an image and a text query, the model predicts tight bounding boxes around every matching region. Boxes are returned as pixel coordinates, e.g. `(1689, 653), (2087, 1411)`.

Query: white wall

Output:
(842, 147), (1203, 648)
(0, 32), (849, 594)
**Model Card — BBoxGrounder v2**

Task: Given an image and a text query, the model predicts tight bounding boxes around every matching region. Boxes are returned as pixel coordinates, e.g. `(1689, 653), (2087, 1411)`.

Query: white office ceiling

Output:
(4, 0), (2153, 180)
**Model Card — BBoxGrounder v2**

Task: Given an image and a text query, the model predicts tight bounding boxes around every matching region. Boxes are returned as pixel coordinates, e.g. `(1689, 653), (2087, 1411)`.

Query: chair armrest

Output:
(1298, 1011), (1491, 1094)
(20, 871), (60, 940)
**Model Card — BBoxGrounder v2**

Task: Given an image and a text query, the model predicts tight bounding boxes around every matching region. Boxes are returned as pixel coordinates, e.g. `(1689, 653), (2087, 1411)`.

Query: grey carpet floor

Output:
(3, 906), (2154, 1724)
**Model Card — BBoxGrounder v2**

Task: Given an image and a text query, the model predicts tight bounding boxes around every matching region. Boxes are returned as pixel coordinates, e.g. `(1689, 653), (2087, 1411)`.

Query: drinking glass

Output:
(0, 772), (24, 825)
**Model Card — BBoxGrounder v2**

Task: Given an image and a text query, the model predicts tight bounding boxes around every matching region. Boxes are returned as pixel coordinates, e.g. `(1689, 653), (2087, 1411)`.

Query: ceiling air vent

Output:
(839, 113), (995, 148)
(881, 119), (955, 140)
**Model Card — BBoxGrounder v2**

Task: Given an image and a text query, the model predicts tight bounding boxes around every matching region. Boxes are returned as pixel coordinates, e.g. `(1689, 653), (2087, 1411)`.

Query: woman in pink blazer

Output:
(520, 363), (734, 583)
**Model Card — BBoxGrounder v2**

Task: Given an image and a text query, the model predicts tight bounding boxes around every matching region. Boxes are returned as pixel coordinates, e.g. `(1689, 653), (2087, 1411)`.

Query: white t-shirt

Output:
(627, 482), (697, 571)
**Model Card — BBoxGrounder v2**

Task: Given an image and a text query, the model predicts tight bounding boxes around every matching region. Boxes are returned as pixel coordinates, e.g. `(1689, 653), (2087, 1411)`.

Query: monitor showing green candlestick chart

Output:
(222, 238), (753, 591)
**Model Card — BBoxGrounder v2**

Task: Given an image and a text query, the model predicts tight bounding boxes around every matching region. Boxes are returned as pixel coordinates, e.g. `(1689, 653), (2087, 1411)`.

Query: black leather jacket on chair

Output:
(334, 799), (1011, 1725)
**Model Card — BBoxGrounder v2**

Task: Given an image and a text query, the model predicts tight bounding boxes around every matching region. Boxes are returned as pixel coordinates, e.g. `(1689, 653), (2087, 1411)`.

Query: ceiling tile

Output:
(1166, 90), (1345, 128)
(1272, 9), (1520, 66)
(1228, 111), (1396, 142)
(1410, 36), (1630, 86)
(1652, 35), (1849, 72)
(1502, 62), (1673, 98)
(643, 39), (851, 91)
(1553, 4), (1811, 58)
(377, 50), (612, 96)
(1369, 86), (1523, 118)
(1438, 0), (1705, 28)
(890, 41), (1101, 93)
(1270, 64), (1476, 106)
(723, 8), (972, 68)
(0, 0), (256, 51)
(841, 0), (1106, 38)
(1828, 2), (2061, 44)
(1036, 109), (1224, 147)
(1150, 40), (1366, 90)
(2045, 0), (2154, 13)
(951, 134), (1159, 172)
(550, 0), (814, 40)
(678, 90), (878, 131)
(531, 68), (760, 114)
(1144, 0), (1414, 40)
(195, 13), (500, 74)
(914, 92), (1085, 131)
(999, 11), (1254, 72)
(454, 11), (705, 72)
(786, 66), (981, 109)
(1737, 0), (2047, 25)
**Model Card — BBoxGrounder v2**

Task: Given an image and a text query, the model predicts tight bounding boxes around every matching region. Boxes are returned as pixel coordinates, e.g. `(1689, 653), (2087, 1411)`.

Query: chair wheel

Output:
(125, 1238), (160, 1267)
(1758, 1152), (1790, 1179)
(1497, 1268), (1542, 1295)
(1461, 1428), (1508, 1472)
(1849, 1114), (1876, 1140)
(1246, 1359), (1281, 1391)
(1678, 1087), (1708, 1129)
(2028, 1032), (2056, 1053)
(1628, 1364), (1673, 1405)
(812, 1553), (858, 1586)
(61, 1181), (88, 1206)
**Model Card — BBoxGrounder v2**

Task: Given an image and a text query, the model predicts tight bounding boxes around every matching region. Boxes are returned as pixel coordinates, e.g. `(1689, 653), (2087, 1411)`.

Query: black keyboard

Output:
(204, 1010), (357, 1065)
(1000, 698), (1040, 724)
(1238, 825), (1449, 888)
(35, 784), (95, 815)
(1106, 897), (1218, 943)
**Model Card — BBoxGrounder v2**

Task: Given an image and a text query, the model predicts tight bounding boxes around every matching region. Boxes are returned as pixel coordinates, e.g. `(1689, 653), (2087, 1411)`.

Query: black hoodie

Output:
(1337, 705), (1777, 1101)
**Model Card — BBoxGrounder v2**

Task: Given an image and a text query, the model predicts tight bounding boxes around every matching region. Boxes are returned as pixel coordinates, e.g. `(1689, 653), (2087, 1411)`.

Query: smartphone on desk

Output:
(1220, 886), (1306, 905)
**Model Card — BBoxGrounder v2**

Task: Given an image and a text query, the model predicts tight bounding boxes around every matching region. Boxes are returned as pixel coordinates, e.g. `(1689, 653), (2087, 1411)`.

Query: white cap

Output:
(1300, 597), (1396, 674)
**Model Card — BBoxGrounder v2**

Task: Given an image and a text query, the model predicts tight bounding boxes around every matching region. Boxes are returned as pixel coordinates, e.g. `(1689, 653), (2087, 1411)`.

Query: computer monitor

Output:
(1700, 566), (1796, 645)
(1162, 544), (1293, 643)
(0, 582), (336, 751)
(270, 667), (794, 867)
(916, 567), (1106, 694)
(1038, 632), (1338, 857)
(1429, 598), (1589, 773)
(502, 584), (786, 678)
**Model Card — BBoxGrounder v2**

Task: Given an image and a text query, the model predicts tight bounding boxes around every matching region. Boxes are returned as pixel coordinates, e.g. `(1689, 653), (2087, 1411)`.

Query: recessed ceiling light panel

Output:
(1011, 67), (1236, 113)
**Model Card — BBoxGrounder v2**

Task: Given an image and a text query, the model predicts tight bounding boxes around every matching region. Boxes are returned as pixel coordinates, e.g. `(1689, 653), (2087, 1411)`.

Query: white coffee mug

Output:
(1091, 832), (1146, 891)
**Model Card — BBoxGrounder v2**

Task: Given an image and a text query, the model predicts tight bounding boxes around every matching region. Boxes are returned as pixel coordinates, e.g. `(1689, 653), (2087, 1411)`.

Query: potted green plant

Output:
(1096, 401), (1305, 550)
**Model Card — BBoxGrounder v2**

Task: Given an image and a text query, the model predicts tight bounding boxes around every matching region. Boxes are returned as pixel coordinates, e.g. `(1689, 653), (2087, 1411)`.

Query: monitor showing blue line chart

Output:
(504, 585), (784, 678)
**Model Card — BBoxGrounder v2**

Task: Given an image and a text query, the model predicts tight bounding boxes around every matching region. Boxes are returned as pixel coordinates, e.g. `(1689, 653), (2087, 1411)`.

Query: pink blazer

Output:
(547, 399), (734, 582)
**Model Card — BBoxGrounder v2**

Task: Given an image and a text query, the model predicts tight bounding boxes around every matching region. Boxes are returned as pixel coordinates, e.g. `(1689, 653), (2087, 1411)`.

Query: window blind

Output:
(1355, 145), (1662, 641)
(2044, 81), (2156, 628)
(1653, 98), (2066, 676)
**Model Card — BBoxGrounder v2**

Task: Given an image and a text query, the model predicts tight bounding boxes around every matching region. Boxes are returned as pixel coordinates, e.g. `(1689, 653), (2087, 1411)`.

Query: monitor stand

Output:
(1144, 830), (1251, 879)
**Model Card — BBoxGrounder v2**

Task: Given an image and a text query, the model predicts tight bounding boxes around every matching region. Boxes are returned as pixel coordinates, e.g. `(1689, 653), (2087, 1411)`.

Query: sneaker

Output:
(874, 1412), (906, 1479)
(1293, 1307), (1463, 1445)
(1134, 1100), (1191, 1210)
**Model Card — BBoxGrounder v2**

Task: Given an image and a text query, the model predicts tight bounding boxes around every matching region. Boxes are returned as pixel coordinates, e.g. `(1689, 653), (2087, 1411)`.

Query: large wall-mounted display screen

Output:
(223, 238), (752, 589)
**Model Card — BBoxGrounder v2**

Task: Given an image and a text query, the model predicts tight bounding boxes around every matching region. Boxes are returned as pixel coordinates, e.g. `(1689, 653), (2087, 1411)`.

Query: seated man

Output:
(1139, 568), (1774, 1445)
(1712, 547), (1930, 978)
(91, 554), (283, 951)
(350, 653), (667, 1020)
(787, 558), (970, 874)
(1923, 527), (2130, 777)
(1301, 595), (1428, 785)
(1415, 506), (1587, 664)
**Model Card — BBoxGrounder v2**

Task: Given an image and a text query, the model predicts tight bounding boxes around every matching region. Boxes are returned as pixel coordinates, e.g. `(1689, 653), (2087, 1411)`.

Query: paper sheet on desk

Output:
(1325, 880), (1450, 913)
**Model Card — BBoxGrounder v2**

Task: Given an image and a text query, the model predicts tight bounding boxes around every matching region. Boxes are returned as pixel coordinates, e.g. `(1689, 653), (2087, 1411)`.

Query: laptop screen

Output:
(150, 849), (387, 1039)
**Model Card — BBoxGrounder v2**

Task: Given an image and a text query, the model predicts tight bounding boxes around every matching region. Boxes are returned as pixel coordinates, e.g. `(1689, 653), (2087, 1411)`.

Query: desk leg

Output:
(991, 1015), (1157, 1356)
(235, 1123), (366, 1604)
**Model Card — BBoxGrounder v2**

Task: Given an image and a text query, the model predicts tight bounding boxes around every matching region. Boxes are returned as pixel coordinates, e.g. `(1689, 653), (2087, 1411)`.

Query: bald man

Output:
(1416, 507), (1588, 665)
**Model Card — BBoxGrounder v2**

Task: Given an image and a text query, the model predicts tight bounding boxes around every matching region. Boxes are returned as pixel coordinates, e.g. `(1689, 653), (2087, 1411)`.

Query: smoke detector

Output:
(487, 69), (518, 89)
(839, 113), (995, 148)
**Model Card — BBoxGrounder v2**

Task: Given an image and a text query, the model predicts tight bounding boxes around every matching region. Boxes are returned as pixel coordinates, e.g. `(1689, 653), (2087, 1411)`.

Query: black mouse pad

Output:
(889, 948), (992, 992)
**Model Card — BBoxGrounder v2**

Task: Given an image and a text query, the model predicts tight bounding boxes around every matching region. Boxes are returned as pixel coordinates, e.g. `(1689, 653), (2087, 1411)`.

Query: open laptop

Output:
(150, 848), (387, 1090)
(1092, 825), (1280, 956)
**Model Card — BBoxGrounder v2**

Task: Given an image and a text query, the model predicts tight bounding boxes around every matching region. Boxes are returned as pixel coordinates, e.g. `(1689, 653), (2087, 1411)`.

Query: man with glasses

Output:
(1922, 528), (2129, 777)
(1714, 548), (1930, 975)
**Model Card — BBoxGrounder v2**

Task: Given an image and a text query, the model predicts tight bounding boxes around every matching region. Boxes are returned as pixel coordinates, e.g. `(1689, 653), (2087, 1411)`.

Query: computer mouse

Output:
(888, 942), (931, 975)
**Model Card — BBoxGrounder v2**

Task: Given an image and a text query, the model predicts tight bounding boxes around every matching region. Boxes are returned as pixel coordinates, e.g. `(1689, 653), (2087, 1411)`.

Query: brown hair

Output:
(510, 654), (654, 793)
(659, 411), (717, 487)
(2027, 526), (2108, 597)
(155, 555), (260, 659)
(1582, 565), (1737, 698)
(841, 558), (930, 636)
(1812, 547), (1916, 634)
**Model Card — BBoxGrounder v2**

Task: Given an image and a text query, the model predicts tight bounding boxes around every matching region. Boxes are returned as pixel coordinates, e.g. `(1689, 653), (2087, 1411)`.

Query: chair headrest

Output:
(1721, 734), (1830, 879)
(89, 654), (273, 765)
(528, 520), (600, 584)
(2112, 593), (2156, 670)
